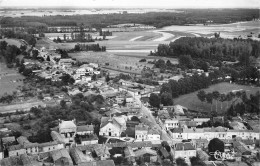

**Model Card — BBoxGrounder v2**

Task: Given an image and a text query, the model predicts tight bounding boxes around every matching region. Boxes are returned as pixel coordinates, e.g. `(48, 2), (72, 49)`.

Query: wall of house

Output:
(174, 150), (196, 159)
(79, 140), (98, 146)
(147, 134), (160, 141)
(135, 130), (148, 140)
(25, 146), (38, 154)
(41, 144), (64, 153)
(9, 149), (26, 157)
(77, 131), (93, 135)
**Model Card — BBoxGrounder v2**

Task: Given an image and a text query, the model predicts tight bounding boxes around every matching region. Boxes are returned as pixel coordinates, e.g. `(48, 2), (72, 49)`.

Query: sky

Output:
(0, 0), (259, 8)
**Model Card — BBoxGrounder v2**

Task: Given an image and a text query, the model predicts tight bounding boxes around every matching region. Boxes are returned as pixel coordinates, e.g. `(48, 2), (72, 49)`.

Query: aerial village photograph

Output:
(0, 0), (259, 165)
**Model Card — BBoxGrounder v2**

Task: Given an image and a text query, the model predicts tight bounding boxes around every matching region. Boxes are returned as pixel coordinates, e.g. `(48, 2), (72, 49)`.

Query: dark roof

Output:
(84, 160), (115, 166)
(175, 143), (195, 151)
(2, 136), (16, 144)
(77, 125), (94, 132)
(51, 148), (73, 164)
(0, 156), (22, 166)
(160, 147), (170, 158)
(170, 128), (183, 133)
(70, 147), (93, 164)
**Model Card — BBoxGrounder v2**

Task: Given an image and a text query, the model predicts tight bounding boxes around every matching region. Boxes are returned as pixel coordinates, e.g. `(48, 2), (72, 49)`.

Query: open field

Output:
(0, 63), (24, 96)
(0, 38), (23, 47)
(162, 21), (260, 40)
(111, 31), (161, 41)
(174, 82), (260, 113)
(0, 101), (46, 113)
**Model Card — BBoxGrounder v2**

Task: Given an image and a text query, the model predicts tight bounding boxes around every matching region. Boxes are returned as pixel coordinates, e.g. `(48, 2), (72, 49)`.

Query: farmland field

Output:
(174, 82), (260, 113)
(0, 63), (24, 96)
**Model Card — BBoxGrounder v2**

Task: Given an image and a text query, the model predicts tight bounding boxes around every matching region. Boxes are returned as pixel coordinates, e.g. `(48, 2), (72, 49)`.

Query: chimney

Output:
(182, 144), (185, 151)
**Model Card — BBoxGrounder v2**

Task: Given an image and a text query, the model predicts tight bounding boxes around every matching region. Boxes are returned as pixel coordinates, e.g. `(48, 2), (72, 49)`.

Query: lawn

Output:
(174, 82), (260, 113)
(0, 39), (23, 47)
(0, 63), (24, 96)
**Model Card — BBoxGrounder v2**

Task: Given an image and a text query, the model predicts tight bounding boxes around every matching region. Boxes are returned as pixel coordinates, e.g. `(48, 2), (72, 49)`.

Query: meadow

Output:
(0, 64), (24, 96)
(174, 82), (260, 113)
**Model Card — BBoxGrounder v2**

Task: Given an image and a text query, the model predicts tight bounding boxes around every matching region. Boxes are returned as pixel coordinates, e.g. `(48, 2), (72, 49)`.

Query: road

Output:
(134, 96), (173, 142)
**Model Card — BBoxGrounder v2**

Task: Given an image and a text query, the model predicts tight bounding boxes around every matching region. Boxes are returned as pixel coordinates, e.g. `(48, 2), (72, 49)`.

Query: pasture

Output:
(0, 64), (24, 96)
(174, 82), (260, 113)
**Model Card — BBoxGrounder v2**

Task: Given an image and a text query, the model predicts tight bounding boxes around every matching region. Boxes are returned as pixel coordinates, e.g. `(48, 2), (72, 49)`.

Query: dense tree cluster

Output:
(161, 73), (212, 98)
(73, 43), (106, 52)
(208, 138), (225, 160)
(153, 37), (260, 67)
(0, 41), (21, 64)
(227, 91), (260, 116)
(28, 93), (104, 143)
(0, 30), (36, 46)
(0, 9), (258, 28)
(149, 92), (173, 107)
(197, 90), (260, 115)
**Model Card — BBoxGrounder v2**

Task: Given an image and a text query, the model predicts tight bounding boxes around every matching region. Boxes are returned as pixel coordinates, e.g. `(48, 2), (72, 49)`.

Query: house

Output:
(58, 119), (77, 145)
(147, 128), (160, 141)
(16, 136), (39, 154)
(134, 147), (158, 163)
(51, 148), (73, 166)
(8, 144), (26, 157)
(58, 58), (75, 67)
(99, 116), (126, 137)
(94, 144), (110, 160)
(173, 105), (187, 115)
(76, 68), (86, 77)
(38, 141), (64, 153)
(77, 134), (98, 146)
(2, 136), (16, 148)
(70, 147), (94, 165)
(174, 143), (196, 160)
(197, 149), (210, 161)
(77, 125), (94, 136)
(88, 63), (99, 69)
(159, 147), (170, 159)
(135, 124), (149, 141)
(164, 118), (179, 130)
(193, 118), (210, 126)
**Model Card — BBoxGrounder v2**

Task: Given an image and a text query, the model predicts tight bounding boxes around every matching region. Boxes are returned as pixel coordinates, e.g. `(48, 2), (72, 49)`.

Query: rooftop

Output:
(175, 143), (195, 151)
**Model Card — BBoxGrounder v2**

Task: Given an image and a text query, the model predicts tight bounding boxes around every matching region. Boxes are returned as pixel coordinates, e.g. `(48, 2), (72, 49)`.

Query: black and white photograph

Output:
(0, 0), (259, 165)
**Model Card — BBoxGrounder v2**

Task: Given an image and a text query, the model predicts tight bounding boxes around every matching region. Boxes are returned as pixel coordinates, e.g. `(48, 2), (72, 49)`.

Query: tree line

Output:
(1, 9), (258, 28)
(73, 43), (106, 52)
(197, 90), (260, 115)
(152, 37), (260, 67)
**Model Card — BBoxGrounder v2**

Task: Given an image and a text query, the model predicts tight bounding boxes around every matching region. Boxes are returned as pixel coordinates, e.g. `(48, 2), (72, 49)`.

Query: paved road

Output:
(134, 96), (173, 142)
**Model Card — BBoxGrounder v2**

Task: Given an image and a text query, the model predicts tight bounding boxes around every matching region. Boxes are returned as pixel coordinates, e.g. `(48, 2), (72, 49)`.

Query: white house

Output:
(99, 116), (126, 137)
(38, 141), (64, 153)
(135, 124), (160, 141)
(76, 68), (86, 76)
(58, 119), (77, 144)
(164, 119), (179, 130)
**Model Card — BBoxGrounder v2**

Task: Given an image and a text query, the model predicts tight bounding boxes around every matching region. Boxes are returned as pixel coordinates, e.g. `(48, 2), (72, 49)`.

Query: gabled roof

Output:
(51, 131), (65, 143)
(17, 136), (30, 145)
(100, 116), (125, 130)
(175, 143), (195, 151)
(94, 144), (110, 157)
(135, 147), (157, 157)
(160, 147), (170, 158)
(2, 136), (16, 144)
(51, 149), (73, 164)
(77, 125), (94, 132)
(59, 120), (76, 129)
(70, 147), (94, 164)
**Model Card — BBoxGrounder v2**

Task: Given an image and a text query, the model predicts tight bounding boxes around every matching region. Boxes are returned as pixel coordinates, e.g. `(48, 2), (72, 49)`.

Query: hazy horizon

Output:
(0, 0), (259, 9)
